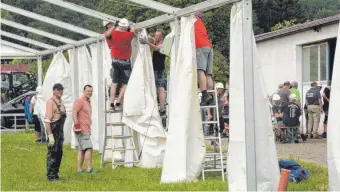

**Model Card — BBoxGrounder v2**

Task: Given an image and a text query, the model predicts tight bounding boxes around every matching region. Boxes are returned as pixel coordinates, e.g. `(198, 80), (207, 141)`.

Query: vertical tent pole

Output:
(242, 0), (257, 190)
(37, 55), (43, 86)
(72, 48), (80, 99)
(96, 41), (105, 153)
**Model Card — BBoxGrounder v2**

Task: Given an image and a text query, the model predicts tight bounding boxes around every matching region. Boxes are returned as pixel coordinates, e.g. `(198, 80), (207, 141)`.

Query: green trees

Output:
(2, 0), (339, 83)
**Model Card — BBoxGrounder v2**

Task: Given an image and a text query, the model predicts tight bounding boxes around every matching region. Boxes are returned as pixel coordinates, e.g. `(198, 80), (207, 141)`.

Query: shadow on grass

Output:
(1, 132), (328, 191)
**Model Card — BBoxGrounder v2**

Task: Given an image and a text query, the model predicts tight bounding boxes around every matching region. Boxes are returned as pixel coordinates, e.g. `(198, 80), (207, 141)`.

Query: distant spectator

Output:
(305, 81), (323, 139)
(282, 93), (301, 143)
(290, 81), (301, 107)
(277, 81), (291, 105)
(322, 81), (331, 138)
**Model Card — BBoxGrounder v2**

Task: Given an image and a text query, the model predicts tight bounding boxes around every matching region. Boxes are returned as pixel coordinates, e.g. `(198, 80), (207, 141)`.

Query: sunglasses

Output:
(56, 88), (64, 91)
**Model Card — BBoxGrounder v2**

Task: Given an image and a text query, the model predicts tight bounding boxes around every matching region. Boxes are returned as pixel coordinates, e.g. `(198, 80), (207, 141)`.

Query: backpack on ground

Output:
(279, 159), (311, 183)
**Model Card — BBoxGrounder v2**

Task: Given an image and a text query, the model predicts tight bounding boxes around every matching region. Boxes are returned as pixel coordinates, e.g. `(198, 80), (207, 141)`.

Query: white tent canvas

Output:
(35, 52), (73, 144)
(122, 29), (166, 168)
(327, 21), (340, 191)
(0, 43), (36, 58)
(227, 2), (279, 191)
(161, 16), (206, 183)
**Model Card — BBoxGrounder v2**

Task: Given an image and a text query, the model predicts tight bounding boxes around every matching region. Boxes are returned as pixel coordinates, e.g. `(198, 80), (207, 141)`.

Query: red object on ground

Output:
(278, 168), (291, 191)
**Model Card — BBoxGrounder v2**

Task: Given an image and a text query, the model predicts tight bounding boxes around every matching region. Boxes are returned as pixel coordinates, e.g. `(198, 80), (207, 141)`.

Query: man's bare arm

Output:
(72, 108), (79, 125)
(148, 43), (162, 51)
(322, 92), (330, 102)
(105, 25), (115, 38)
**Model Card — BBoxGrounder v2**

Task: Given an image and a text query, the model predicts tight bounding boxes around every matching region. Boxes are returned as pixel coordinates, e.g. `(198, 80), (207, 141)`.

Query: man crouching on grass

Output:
(72, 85), (97, 173)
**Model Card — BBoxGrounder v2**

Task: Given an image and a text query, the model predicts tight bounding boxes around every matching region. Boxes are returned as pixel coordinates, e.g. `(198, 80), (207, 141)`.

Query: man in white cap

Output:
(282, 93), (301, 143)
(104, 18), (135, 110)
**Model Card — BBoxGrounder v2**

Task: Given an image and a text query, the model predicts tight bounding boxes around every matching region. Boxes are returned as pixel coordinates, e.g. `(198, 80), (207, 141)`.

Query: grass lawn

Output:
(1, 132), (328, 191)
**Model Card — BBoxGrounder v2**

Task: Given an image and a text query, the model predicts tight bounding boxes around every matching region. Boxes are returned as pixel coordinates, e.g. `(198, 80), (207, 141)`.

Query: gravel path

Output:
(212, 138), (327, 167)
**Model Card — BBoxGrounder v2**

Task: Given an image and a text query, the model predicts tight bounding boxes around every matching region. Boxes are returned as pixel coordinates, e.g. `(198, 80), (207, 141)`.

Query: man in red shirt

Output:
(72, 85), (97, 173)
(194, 11), (214, 106)
(104, 18), (135, 110)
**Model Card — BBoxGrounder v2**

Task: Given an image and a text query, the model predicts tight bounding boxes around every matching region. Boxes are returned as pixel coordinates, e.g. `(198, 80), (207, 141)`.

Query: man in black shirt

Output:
(282, 93), (301, 143)
(140, 29), (167, 116)
(305, 81), (323, 139)
(322, 81), (331, 138)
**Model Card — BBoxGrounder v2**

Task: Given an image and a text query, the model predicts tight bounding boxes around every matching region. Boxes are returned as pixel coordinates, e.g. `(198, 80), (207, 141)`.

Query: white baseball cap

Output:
(103, 20), (110, 27)
(272, 93), (281, 101)
(118, 18), (129, 27)
(215, 82), (224, 89)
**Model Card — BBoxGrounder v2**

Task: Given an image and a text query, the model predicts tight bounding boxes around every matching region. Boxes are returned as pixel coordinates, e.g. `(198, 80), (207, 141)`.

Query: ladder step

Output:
(106, 122), (125, 126)
(204, 136), (220, 140)
(202, 169), (223, 172)
(200, 105), (217, 109)
(205, 152), (224, 156)
(105, 147), (136, 151)
(113, 161), (139, 165)
(104, 110), (123, 113)
(202, 121), (218, 124)
(106, 135), (132, 139)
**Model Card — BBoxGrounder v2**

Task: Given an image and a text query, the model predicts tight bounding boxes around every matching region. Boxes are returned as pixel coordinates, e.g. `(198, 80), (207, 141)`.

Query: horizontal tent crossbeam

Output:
(1, 31), (56, 49)
(36, 0), (240, 55)
(1, 40), (40, 54)
(127, 0), (180, 14)
(41, 0), (119, 22)
(38, 37), (102, 55)
(1, 3), (102, 38)
(1, 19), (77, 44)
(135, 0), (241, 29)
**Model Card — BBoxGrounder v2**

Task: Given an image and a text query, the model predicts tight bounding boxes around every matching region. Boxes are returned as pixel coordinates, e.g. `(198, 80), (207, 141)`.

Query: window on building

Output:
(302, 42), (328, 82)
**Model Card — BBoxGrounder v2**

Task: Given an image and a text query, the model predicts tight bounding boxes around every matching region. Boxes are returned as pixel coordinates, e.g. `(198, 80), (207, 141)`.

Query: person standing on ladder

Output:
(140, 29), (167, 116)
(44, 83), (67, 181)
(104, 18), (135, 110)
(72, 85), (97, 173)
(194, 11), (214, 106)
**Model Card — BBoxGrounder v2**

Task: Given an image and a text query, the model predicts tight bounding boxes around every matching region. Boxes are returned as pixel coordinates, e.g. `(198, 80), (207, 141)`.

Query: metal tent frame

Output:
(0, 0), (257, 190)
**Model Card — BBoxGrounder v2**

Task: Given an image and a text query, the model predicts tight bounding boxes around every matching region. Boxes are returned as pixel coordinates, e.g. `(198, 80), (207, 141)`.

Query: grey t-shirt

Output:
(277, 88), (291, 104)
(306, 87), (321, 105)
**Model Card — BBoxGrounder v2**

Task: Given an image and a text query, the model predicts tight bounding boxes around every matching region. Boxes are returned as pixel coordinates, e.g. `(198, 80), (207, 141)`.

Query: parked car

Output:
(1, 91), (38, 128)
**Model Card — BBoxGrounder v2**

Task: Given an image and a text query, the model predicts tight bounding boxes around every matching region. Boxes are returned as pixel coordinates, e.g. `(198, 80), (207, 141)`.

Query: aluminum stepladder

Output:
(201, 87), (226, 181)
(100, 80), (139, 169)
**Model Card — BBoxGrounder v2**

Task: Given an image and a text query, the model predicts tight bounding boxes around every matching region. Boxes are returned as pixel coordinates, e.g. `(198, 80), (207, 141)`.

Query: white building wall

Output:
(256, 23), (339, 133)
(256, 23), (339, 94)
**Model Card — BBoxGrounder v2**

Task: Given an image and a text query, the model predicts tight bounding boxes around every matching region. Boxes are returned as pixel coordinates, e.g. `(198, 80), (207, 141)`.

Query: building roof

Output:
(255, 14), (340, 42)
(1, 64), (33, 73)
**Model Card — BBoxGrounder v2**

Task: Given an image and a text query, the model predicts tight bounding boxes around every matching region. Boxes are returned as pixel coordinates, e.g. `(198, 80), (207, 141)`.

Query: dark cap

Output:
(53, 83), (64, 90)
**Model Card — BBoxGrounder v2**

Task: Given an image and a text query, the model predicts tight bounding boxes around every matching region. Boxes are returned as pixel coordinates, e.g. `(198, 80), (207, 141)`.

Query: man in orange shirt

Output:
(44, 83), (67, 181)
(72, 85), (97, 173)
(104, 18), (135, 111)
(194, 11), (214, 106)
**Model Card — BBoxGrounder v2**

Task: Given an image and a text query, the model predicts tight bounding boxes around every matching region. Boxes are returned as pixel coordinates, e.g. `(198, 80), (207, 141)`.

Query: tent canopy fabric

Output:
(0, 43), (37, 59)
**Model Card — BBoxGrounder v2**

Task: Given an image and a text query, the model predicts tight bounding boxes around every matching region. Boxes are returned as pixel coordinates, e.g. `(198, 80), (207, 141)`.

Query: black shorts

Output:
(323, 112), (328, 125)
(32, 115), (41, 132)
(111, 59), (132, 85)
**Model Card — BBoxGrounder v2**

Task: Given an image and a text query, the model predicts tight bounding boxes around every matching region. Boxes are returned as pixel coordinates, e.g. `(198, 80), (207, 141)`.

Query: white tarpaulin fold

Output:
(161, 16), (205, 183)
(327, 21), (340, 191)
(122, 29), (166, 168)
(227, 3), (279, 191)
(35, 52), (73, 144)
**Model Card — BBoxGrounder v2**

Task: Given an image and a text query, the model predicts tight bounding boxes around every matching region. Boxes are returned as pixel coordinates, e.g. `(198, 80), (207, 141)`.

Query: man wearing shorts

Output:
(194, 11), (214, 106)
(105, 18), (135, 110)
(72, 85), (97, 173)
(140, 29), (167, 116)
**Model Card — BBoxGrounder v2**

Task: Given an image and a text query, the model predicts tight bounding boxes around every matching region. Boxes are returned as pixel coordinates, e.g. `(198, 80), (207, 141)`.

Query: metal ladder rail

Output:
(101, 110), (139, 169)
(201, 88), (225, 181)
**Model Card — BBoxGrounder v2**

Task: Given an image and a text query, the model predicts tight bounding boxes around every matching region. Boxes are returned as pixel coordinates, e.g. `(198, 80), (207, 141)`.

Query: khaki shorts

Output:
(75, 132), (93, 151)
(196, 46), (213, 75)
